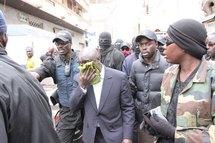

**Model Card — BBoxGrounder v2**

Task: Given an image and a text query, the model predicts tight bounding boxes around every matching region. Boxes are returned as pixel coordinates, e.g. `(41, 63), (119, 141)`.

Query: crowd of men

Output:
(0, 9), (215, 143)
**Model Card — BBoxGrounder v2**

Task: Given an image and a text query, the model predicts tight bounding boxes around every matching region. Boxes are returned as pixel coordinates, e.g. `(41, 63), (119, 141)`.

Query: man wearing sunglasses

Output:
(31, 30), (82, 143)
(129, 29), (170, 143)
(157, 37), (167, 56)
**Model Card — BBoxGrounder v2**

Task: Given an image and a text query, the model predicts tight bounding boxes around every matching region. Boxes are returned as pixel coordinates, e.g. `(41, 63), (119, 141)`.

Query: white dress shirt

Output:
(93, 65), (105, 109)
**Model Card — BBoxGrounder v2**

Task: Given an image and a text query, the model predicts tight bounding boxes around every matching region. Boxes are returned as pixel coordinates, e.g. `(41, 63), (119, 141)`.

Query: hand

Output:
(79, 67), (97, 89)
(122, 139), (132, 143)
(30, 72), (40, 80)
(143, 114), (175, 139)
(141, 114), (157, 136)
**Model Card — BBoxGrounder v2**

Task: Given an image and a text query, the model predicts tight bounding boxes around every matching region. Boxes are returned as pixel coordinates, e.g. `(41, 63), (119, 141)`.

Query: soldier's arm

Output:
(174, 123), (215, 142)
(174, 86), (215, 142)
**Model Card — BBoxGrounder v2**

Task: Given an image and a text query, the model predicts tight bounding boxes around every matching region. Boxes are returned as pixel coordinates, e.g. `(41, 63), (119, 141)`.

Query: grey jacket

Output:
(0, 48), (61, 143)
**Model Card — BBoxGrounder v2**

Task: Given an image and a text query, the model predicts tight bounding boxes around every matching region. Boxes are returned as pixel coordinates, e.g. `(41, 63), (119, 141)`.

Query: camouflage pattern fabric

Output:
(160, 58), (215, 143)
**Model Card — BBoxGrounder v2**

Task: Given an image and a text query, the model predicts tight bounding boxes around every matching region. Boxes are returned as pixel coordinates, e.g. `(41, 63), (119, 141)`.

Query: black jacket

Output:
(0, 48), (61, 143)
(129, 51), (170, 123)
(100, 46), (125, 71)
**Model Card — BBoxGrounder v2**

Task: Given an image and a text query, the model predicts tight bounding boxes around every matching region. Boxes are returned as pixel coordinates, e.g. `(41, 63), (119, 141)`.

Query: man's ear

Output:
(3, 33), (8, 41)
(0, 33), (3, 41)
(68, 43), (73, 51)
(155, 41), (158, 47)
(68, 42), (72, 47)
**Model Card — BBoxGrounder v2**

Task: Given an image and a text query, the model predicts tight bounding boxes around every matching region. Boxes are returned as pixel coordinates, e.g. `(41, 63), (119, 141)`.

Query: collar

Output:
(100, 64), (105, 79)
(56, 51), (76, 66)
(193, 58), (208, 82)
(139, 50), (160, 65)
(168, 58), (208, 83)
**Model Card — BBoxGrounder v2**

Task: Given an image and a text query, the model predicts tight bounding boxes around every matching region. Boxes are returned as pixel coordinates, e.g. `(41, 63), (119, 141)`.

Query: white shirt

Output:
(93, 65), (105, 109)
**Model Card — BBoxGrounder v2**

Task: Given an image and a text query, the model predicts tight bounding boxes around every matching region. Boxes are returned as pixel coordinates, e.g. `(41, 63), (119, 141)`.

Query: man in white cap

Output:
(0, 10), (61, 143)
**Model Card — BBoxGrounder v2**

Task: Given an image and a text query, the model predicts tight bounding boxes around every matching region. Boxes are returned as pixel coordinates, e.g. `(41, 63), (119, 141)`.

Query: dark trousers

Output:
(56, 106), (82, 143)
(138, 131), (154, 143)
(95, 127), (106, 143)
(133, 122), (154, 143)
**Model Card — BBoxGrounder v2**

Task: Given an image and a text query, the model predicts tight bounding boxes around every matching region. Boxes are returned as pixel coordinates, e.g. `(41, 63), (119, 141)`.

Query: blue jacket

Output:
(34, 52), (79, 107)
(122, 53), (138, 77)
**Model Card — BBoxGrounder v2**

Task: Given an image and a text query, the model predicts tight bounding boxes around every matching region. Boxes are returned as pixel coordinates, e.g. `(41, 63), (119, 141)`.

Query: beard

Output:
(2, 40), (7, 47)
(0, 34), (8, 48)
(0, 41), (6, 48)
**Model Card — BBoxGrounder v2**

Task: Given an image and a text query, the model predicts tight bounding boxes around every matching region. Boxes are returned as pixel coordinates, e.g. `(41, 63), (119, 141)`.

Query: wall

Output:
(0, 4), (85, 50)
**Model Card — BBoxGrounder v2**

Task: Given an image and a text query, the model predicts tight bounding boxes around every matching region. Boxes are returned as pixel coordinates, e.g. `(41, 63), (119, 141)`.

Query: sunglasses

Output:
(166, 38), (174, 46)
(158, 46), (164, 53)
(55, 41), (69, 46)
(121, 46), (130, 51)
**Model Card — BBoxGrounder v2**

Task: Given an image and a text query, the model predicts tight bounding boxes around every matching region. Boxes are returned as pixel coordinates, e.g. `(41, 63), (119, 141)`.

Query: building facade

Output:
(202, 0), (215, 33)
(0, 0), (90, 50)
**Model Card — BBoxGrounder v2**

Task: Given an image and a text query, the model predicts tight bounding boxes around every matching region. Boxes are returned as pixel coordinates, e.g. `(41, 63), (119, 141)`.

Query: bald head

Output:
(47, 46), (56, 56)
(206, 33), (215, 49)
(206, 33), (215, 43)
(206, 33), (215, 60)
(26, 46), (33, 51)
(78, 47), (100, 62)
(26, 46), (34, 58)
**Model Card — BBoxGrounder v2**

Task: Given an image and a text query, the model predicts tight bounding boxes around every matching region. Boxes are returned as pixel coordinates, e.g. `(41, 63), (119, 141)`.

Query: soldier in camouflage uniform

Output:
(143, 19), (215, 143)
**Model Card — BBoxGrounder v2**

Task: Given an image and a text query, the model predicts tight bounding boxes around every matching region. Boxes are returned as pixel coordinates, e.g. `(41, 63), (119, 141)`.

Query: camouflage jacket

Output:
(160, 58), (215, 143)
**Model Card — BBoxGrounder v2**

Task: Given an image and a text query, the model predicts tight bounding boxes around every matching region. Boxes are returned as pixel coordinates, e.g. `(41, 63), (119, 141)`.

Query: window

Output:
(67, 0), (73, 10)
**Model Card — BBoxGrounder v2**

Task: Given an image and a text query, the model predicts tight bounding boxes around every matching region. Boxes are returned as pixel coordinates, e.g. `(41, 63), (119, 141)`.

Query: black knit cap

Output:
(99, 32), (112, 48)
(167, 19), (207, 60)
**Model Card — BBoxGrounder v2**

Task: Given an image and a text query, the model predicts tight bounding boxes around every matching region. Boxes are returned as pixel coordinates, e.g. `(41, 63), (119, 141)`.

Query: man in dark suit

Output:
(69, 47), (135, 143)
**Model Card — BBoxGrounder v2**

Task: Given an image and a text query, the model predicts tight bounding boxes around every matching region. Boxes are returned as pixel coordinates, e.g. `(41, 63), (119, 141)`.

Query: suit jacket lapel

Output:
(98, 68), (112, 112)
(87, 85), (97, 112)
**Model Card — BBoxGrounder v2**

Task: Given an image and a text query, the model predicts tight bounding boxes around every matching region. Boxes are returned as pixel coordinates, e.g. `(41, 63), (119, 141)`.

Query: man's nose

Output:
(141, 44), (147, 49)
(57, 44), (64, 48)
